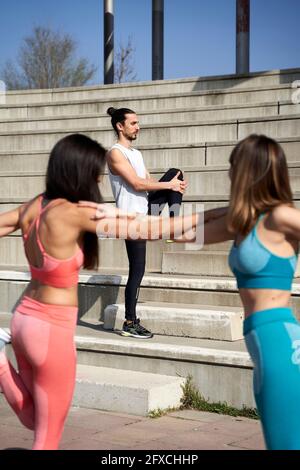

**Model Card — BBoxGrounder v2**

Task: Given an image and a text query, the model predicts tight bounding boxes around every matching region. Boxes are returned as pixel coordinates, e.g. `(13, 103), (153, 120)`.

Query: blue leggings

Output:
(244, 307), (300, 450)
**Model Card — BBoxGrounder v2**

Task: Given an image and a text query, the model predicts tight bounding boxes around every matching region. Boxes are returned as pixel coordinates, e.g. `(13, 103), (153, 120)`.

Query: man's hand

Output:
(169, 171), (188, 194)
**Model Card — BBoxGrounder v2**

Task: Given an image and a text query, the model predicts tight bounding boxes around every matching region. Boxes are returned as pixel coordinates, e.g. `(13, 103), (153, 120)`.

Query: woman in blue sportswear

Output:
(204, 134), (300, 450)
(78, 133), (300, 450)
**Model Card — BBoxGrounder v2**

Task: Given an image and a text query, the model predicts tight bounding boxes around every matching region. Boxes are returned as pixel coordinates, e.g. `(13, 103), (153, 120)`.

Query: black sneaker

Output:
(121, 318), (153, 339)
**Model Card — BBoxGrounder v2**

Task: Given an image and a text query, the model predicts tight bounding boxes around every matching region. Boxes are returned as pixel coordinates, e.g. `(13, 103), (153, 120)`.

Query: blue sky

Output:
(0, 0), (299, 85)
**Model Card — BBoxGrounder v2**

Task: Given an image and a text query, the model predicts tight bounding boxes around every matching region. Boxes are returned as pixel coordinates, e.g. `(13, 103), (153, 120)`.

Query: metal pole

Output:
(236, 0), (250, 74)
(152, 0), (164, 80)
(104, 0), (114, 84)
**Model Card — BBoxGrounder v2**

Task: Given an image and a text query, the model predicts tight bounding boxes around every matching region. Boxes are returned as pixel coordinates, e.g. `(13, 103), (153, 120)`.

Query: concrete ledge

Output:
(73, 364), (185, 416)
(0, 101), (286, 132)
(1, 113), (299, 136)
(103, 303), (244, 341)
(2, 165), (300, 203)
(2, 268), (300, 293)
(0, 85), (293, 124)
(73, 332), (255, 409)
(1, 138), (300, 175)
(74, 334), (251, 368)
(0, 114), (299, 153)
(0, 269), (235, 288)
(162, 250), (300, 277)
(4, 68), (300, 104)
(3, 160), (300, 176)
(0, 314), (254, 409)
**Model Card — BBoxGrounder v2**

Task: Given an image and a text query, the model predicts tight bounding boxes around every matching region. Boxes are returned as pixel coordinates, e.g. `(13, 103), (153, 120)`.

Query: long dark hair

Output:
(107, 107), (136, 135)
(45, 133), (106, 269)
(227, 134), (293, 236)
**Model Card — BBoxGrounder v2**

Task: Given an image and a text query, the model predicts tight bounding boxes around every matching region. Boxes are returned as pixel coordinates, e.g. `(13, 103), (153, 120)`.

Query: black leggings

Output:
(124, 168), (183, 321)
(148, 168), (184, 217)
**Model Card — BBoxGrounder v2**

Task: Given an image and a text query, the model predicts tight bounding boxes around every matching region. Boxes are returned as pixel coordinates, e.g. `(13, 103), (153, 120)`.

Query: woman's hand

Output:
(78, 201), (121, 220)
(78, 201), (136, 220)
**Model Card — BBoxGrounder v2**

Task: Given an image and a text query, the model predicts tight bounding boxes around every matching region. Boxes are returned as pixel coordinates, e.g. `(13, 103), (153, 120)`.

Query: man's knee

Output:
(168, 168), (183, 180)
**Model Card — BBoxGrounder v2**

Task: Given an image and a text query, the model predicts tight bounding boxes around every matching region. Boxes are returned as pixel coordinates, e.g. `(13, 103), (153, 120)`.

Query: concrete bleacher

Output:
(1, 68), (300, 415)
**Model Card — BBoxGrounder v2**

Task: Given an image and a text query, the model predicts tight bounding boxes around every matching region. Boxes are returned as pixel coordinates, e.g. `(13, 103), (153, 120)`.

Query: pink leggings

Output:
(0, 296), (77, 450)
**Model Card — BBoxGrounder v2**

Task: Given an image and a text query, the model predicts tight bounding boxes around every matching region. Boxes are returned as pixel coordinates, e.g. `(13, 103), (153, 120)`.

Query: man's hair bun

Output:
(107, 107), (117, 116)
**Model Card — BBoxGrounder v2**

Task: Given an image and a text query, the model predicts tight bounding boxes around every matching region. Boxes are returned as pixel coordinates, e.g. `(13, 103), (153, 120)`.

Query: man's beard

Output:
(125, 132), (137, 141)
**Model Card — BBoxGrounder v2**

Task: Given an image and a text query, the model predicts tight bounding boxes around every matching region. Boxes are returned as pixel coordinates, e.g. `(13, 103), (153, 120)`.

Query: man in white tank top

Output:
(106, 107), (187, 339)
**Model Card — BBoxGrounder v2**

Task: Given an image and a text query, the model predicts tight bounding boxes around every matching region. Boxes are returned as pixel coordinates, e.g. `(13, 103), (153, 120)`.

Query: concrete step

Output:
(0, 120), (237, 151)
(3, 218), (300, 270)
(4, 171), (300, 262)
(55, 329), (254, 410)
(0, 201), (225, 215)
(238, 114), (300, 141)
(103, 302), (243, 341)
(3, 191), (300, 205)
(0, 311), (253, 409)
(1, 268), (300, 321)
(73, 364), (185, 416)
(0, 232), (228, 270)
(0, 236), (164, 271)
(2, 69), (300, 104)
(2, 162), (300, 204)
(0, 84), (294, 120)
(162, 251), (232, 276)
(162, 250), (300, 277)
(0, 114), (299, 152)
(71, 325), (254, 410)
(2, 101), (300, 133)
(3, 68), (300, 104)
(0, 269), (246, 321)
(205, 138), (300, 166)
(0, 199), (207, 238)
(1, 137), (300, 174)
(73, 328), (254, 410)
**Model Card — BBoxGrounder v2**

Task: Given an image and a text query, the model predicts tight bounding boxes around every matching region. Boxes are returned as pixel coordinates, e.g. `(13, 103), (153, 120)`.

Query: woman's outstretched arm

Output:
(270, 205), (300, 241)
(203, 206), (228, 223)
(0, 207), (22, 237)
(77, 203), (200, 241)
(175, 214), (234, 245)
(77, 202), (234, 245)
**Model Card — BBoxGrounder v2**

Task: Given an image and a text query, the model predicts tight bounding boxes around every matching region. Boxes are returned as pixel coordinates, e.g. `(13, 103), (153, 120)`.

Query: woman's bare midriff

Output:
(240, 288), (291, 319)
(22, 280), (78, 307)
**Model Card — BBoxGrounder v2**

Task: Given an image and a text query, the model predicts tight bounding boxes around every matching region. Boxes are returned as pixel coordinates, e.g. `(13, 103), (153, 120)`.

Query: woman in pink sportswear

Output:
(0, 133), (201, 450)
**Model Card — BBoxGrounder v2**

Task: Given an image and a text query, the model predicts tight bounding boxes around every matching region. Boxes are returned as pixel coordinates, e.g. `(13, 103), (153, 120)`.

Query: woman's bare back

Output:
(19, 196), (83, 307)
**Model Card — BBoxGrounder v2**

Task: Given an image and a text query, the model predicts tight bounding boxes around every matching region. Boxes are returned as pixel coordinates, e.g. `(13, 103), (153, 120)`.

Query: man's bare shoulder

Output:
(107, 147), (125, 162)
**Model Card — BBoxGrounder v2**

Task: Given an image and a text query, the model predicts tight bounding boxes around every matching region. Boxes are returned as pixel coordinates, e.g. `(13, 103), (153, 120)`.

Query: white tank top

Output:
(108, 143), (149, 215)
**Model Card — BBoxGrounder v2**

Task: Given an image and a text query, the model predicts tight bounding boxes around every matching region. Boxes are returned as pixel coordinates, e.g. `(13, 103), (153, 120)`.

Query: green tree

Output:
(2, 26), (97, 90)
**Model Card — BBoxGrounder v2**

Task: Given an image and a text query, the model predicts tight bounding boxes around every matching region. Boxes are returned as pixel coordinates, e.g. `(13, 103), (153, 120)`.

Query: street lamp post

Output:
(104, 0), (114, 84)
(236, 0), (250, 74)
(152, 0), (164, 81)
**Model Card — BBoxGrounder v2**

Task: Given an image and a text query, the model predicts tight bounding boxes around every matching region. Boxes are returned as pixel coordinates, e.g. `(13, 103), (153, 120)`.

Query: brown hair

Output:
(46, 133), (106, 269)
(227, 134), (293, 236)
(107, 107), (136, 136)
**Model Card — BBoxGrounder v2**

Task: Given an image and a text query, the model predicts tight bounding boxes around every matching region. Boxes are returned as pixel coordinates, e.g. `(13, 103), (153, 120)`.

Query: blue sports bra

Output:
(228, 213), (298, 290)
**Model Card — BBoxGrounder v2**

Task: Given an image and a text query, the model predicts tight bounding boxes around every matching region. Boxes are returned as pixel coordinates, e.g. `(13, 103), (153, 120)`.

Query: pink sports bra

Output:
(22, 196), (84, 288)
